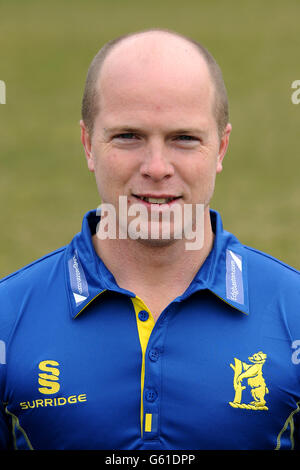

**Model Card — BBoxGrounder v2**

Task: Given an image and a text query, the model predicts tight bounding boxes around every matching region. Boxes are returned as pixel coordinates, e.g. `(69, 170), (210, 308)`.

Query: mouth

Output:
(132, 194), (182, 206)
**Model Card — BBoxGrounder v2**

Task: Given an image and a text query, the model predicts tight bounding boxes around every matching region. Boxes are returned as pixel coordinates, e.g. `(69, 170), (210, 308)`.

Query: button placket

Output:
(143, 329), (165, 440)
(131, 296), (172, 442)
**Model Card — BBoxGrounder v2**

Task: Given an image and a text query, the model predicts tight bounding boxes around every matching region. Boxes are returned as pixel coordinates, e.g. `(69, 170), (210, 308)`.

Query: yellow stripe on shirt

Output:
(131, 296), (155, 437)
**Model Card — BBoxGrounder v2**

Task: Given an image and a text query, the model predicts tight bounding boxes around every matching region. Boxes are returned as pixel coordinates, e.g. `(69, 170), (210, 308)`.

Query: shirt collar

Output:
(65, 209), (249, 319)
(192, 210), (249, 315)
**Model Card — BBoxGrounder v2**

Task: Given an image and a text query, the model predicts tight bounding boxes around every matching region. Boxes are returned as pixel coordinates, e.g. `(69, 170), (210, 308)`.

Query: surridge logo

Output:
(19, 359), (87, 410)
(38, 360), (60, 394)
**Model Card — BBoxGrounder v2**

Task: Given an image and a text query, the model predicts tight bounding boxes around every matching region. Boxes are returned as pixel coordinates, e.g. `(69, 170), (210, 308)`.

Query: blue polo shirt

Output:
(0, 209), (300, 450)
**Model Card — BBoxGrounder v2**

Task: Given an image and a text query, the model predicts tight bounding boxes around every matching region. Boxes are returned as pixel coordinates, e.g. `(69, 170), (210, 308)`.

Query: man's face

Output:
(81, 34), (231, 245)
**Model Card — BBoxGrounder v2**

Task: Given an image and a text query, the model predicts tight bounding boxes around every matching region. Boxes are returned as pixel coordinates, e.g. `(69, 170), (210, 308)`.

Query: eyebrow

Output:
(102, 126), (207, 137)
(103, 126), (142, 136)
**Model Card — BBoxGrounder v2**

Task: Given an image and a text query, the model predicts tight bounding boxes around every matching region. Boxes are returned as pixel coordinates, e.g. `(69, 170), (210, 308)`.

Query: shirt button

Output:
(149, 349), (160, 362)
(145, 388), (158, 403)
(138, 310), (149, 322)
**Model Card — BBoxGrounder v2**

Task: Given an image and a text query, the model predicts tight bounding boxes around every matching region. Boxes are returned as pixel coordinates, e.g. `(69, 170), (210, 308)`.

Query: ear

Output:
(80, 120), (95, 172)
(216, 123), (232, 174)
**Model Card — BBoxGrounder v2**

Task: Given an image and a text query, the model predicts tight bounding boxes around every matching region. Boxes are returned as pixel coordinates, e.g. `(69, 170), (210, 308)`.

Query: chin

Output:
(135, 236), (180, 249)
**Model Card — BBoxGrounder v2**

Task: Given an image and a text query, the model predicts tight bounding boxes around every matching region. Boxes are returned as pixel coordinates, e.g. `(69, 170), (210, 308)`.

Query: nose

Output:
(140, 140), (174, 182)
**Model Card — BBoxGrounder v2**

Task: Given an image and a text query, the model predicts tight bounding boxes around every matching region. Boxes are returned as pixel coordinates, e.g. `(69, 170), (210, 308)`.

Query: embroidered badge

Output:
(229, 351), (269, 410)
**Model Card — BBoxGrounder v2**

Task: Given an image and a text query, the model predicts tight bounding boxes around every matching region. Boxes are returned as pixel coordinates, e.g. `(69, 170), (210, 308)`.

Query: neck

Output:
(92, 207), (214, 293)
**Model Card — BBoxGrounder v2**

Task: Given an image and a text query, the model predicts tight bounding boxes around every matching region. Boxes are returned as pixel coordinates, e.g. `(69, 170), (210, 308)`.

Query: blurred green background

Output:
(1, 0), (300, 277)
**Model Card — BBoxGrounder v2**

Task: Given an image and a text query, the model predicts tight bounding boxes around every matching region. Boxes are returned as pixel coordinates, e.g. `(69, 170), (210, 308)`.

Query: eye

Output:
(173, 135), (200, 147)
(113, 133), (138, 140)
(176, 135), (198, 141)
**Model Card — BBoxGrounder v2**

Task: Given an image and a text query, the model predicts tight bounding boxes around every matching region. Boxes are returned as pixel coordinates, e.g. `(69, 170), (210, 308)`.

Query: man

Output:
(0, 28), (299, 451)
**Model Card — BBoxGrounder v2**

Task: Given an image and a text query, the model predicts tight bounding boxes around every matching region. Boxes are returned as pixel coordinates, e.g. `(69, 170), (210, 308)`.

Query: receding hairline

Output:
(81, 28), (229, 138)
(97, 29), (212, 78)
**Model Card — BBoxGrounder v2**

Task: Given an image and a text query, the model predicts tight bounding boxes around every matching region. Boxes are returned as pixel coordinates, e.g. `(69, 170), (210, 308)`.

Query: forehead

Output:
(96, 33), (215, 123)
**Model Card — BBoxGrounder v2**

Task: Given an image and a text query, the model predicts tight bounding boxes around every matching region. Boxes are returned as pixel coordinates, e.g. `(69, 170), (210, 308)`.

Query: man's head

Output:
(81, 28), (229, 140)
(80, 29), (232, 246)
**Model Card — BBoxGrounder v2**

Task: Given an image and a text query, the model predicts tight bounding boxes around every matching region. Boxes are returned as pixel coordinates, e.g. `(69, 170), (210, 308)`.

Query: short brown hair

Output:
(81, 28), (229, 139)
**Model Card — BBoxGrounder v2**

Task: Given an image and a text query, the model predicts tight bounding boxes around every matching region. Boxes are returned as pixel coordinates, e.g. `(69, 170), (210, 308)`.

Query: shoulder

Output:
(0, 246), (67, 290)
(244, 245), (300, 284)
(0, 246), (67, 342)
(243, 245), (300, 312)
